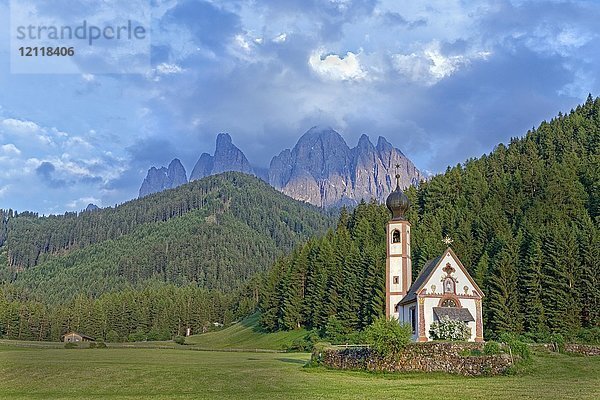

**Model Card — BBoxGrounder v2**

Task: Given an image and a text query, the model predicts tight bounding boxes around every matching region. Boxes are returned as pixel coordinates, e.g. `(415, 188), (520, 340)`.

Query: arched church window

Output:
(392, 230), (401, 243)
(444, 278), (455, 294)
(441, 299), (457, 308)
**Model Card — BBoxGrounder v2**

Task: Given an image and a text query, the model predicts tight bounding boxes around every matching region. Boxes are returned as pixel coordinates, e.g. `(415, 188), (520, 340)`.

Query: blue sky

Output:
(0, 0), (599, 214)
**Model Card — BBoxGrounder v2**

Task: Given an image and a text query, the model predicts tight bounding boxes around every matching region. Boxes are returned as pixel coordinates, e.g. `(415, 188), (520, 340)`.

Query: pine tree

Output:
(302, 242), (328, 329)
(577, 220), (599, 328)
(488, 238), (523, 335)
(520, 231), (546, 334)
(542, 224), (581, 335)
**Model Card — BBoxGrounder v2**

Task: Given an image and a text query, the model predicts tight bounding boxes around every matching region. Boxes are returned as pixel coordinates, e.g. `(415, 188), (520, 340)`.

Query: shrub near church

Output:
(429, 316), (471, 341)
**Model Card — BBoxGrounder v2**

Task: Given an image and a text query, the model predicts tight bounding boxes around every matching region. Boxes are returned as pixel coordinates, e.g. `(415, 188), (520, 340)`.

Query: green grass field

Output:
(0, 342), (599, 400)
(1, 317), (598, 399)
(185, 313), (308, 351)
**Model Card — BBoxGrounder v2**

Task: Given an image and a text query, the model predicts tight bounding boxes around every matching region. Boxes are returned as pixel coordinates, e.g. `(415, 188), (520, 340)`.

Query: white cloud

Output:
(156, 63), (184, 75)
(556, 29), (589, 48)
(329, 0), (352, 12)
(51, 128), (69, 138)
(1, 118), (41, 134)
(37, 134), (54, 146)
(66, 196), (102, 210)
(0, 115), (127, 198)
(53, 156), (101, 180)
(25, 157), (42, 167)
(309, 50), (368, 81)
(391, 41), (491, 86)
(65, 136), (93, 150)
(146, 63), (185, 82)
(228, 33), (268, 63)
(524, 26), (595, 57)
(0, 185), (9, 198)
(273, 33), (287, 43)
(235, 34), (251, 51)
(1, 143), (21, 155)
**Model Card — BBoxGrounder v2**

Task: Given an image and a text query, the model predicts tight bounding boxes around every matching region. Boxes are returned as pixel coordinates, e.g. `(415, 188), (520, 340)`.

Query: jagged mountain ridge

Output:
(190, 133), (254, 181)
(269, 127), (422, 207)
(139, 158), (188, 197)
(139, 127), (423, 206)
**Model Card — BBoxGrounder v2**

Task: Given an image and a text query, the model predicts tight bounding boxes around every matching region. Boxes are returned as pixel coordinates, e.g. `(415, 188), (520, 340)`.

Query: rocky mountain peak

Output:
(139, 160), (188, 198)
(190, 153), (213, 180)
(84, 203), (99, 212)
(215, 132), (233, 146)
(269, 128), (422, 207)
(297, 126), (346, 149)
(356, 134), (376, 154)
(190, 133), (254, 181)
(167, 159), (188, 187)
(139, 128), (422, 207)
(376, 135), (405, 157)
(289, 126), (351, 180)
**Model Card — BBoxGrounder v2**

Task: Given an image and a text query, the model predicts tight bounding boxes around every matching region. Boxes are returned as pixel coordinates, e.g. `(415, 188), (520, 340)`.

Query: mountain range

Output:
(139, 127), (423, 207)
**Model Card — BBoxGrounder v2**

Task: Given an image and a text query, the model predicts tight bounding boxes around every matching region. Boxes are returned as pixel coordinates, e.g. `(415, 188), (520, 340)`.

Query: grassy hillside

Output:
(1, 173), (334, 303)
(0, 344), (598, 399)
(186, 313), (308, 351)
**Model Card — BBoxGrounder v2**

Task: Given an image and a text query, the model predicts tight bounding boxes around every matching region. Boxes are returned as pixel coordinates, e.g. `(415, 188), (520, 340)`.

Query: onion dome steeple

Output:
(386, 166), (410, 221)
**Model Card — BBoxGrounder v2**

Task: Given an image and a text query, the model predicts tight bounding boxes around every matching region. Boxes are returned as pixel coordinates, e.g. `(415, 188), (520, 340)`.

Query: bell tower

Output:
(385, 168), (412, 320)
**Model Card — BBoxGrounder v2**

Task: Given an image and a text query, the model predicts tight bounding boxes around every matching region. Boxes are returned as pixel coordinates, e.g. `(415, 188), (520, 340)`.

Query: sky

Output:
(0, 0), (599, 214)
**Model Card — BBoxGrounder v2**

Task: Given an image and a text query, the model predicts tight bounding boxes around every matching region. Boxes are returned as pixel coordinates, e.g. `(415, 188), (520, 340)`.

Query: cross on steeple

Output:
(442, 236), (454, 246)
(394, 164), (401, 189)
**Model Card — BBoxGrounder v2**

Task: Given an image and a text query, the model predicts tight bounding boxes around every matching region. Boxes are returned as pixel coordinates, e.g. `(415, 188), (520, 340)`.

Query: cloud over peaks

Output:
(309, 50), (368, 81)
(392, 41), (491, 86)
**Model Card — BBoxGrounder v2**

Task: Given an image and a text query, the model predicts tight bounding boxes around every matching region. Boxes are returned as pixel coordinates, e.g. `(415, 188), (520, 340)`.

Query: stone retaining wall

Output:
(530, 343), (600, 356)
(564, 344), (600, 356)
(315, 342), (513, 376)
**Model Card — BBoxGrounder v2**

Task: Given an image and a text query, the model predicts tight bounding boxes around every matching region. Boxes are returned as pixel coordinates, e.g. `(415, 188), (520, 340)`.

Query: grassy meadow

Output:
(184, 313), (308, 350)
(0, 341), (599, 400)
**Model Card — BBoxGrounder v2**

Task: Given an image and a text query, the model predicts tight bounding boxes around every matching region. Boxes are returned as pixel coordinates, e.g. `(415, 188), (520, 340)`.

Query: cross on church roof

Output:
(393, 164), (402, 189)
(442, 236), (454, 246)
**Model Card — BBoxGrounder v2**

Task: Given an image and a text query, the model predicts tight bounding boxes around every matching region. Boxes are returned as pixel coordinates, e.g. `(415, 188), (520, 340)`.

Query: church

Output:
(384, 174), (484, 342)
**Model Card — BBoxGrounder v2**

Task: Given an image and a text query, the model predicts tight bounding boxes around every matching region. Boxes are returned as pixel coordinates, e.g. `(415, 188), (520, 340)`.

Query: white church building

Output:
(384, 174), (484, 342)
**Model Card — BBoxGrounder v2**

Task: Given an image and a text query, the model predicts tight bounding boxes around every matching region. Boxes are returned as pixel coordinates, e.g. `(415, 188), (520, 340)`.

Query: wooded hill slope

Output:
(0, 173), (334, 303)
(260, 95), (600, 339)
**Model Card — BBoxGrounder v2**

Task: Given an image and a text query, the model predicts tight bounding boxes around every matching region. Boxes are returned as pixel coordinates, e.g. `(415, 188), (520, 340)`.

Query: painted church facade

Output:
(385, 174), (484, 342)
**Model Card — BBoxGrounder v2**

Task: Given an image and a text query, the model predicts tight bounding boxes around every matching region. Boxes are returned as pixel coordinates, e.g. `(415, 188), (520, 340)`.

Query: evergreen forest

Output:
(260, 95), (600, 340)
(1, 96), (599, 342)
(0, 173), (333, 340)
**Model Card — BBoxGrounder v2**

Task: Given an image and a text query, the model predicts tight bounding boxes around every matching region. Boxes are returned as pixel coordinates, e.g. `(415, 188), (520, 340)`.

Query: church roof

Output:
(398, 247), (484, 306)
(433, 307), (475, 322)
(398, 256), (441, 305)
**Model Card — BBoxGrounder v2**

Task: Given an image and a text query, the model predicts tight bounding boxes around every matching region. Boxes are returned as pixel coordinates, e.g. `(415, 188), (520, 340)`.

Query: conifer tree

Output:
(520, 231), (546, 334)
(577, 221), (600, 328)
(488, 238), (523, 335)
